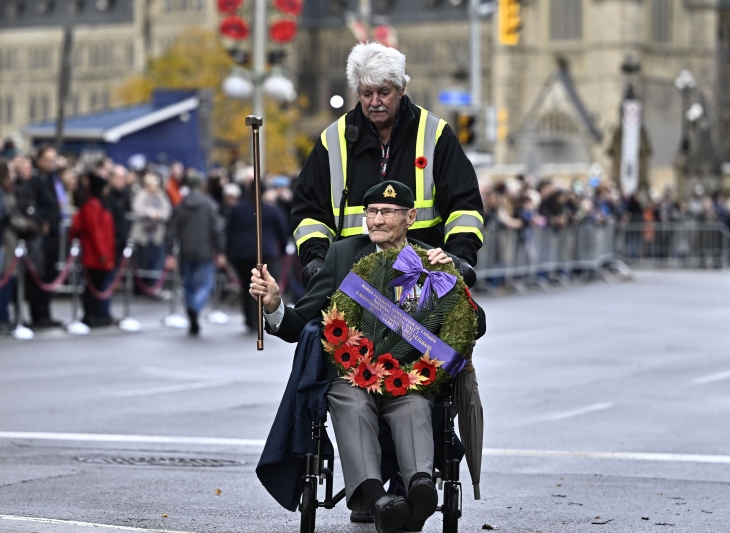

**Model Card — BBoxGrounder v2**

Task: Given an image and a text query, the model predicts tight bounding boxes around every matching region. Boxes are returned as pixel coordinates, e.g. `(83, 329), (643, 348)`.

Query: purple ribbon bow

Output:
(390, 246), (457, 311)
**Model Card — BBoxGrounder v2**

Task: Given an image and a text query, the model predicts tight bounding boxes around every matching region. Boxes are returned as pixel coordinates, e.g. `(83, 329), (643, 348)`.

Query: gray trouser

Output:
(326, 378), (434, 509)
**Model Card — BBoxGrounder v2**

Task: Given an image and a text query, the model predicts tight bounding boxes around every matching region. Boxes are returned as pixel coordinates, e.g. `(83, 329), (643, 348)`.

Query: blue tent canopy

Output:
(24, 89), (212, 172)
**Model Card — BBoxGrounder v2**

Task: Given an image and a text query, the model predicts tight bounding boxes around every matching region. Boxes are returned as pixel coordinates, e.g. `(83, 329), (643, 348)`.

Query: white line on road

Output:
(537, 402), (613, 422)
(2, 431), (730, 465)
(692, 369), (730, 385)
(113, 380), (233, 397)
(482, 448), (730, 464)
(0, 515), (195, 533)
(0, 432), (266, 447)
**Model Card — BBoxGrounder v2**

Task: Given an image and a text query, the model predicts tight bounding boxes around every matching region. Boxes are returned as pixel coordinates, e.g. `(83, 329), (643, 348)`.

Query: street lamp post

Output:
(252, 0), (267, 174)
(674, 69), (696, 191)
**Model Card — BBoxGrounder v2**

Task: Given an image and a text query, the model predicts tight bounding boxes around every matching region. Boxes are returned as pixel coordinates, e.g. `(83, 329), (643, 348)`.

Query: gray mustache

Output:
(368, 106), (387, 112)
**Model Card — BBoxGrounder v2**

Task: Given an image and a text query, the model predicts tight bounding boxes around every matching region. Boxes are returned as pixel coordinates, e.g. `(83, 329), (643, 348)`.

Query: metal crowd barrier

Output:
(475, 221), (620, 291)
(613, 221), (729, 269)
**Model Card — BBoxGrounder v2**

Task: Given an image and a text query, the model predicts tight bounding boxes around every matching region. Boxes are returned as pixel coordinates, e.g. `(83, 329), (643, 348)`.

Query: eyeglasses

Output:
(364, 207), (410, 219)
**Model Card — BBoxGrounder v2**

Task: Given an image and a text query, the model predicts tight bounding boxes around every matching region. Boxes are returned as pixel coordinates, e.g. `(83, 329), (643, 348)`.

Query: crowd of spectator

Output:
(481, 175), (730, 235)
(0, 144), (297, 337)
(3, 138), (730, 337)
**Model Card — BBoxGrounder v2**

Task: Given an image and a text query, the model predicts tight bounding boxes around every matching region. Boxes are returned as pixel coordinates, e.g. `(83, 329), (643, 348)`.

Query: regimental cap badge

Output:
(383, 184), (397, 198)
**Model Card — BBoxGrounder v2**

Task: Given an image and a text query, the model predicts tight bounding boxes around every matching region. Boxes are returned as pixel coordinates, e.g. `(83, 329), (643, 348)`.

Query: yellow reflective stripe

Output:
(321, 129), (328, 150)
(296, 231), (333, 250)
(436, 119), (446, 140)
(410, 215), (442, 230)
(414, 107), (428, 202)
(445, 210), (484, 226)
(337, 114), (347, 195)
(341, 226), (364, 237)
(444, 225), (484, 242)
(444, 211), (485, 243)
(294, 219), (335, 250)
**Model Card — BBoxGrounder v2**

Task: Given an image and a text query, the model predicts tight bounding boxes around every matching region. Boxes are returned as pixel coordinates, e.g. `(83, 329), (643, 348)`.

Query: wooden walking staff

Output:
(246, 115), (265, 350)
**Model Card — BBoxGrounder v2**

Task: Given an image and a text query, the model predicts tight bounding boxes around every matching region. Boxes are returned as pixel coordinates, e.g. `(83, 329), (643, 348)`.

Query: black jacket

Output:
(107, 188), (131, 260)
(293, 96), (484, 267)
(226, 197), (288, 261)
(168, 190), (224, 263)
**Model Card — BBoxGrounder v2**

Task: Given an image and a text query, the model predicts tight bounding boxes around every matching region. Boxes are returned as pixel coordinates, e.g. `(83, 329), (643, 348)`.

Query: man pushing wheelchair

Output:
(250, 181), (486, 533)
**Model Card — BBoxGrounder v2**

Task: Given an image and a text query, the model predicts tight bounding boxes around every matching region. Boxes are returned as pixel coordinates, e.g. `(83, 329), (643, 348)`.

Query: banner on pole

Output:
(620, 99), (641, 196)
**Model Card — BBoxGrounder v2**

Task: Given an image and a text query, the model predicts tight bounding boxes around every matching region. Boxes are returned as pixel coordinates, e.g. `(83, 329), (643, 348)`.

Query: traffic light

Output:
(498, 0), (520, 46)
(497, 108), (509, 141)
(456, 112), (475, 146)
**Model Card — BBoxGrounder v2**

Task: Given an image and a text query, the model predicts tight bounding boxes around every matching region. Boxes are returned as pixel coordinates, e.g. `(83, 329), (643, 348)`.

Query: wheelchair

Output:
(298, 382), (463, 533)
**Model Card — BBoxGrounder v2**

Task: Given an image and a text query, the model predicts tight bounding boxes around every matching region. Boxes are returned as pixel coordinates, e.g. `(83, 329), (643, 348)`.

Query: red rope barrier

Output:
(23, 252), (74, 292)
(0, 255), (19, 288)
(82, 256), (129, 300)
(133, 267), (170, 296)
(224, 264), (241, 286)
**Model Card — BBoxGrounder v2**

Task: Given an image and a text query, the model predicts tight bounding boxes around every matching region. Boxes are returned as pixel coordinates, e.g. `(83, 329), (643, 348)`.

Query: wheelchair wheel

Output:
(300, 479), (316, 533)
(442, 484), (459, 533)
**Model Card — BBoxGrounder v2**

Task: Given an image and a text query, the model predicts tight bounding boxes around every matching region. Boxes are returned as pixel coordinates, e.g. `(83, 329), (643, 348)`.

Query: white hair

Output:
(346, 42), (410, 94)
(223, 183), (241, 198)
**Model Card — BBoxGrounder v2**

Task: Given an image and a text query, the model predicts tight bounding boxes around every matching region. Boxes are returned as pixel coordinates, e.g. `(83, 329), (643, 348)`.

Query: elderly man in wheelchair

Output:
(250, 181), (486, 533)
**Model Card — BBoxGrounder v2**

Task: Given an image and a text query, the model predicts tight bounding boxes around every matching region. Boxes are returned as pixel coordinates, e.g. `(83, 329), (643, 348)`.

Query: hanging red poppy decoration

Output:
(384, 369), (409, 397)
(274, 0), (303, 16)
(414, 156), (428, 169)
(220, 17), (249, 40)
(270, 20), (298, 44)
(217, 0), (242, 14)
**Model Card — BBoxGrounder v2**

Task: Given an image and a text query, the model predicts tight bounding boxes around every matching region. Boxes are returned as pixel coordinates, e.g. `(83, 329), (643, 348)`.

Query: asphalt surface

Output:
(1, 270), (729, 533)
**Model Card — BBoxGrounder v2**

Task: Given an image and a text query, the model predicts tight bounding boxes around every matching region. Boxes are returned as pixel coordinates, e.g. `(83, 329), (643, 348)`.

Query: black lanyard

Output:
(380, 142), (390, 182)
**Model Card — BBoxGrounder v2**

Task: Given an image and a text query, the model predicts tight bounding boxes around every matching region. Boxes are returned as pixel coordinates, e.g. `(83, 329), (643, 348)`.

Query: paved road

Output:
(1, 271), (729, 533)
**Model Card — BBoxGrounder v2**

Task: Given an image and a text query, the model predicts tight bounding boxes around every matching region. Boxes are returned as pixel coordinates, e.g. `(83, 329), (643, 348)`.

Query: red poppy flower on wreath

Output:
(324, 318), (348, 344)
(220, 17), (249, 40)
(413, 358), (438, 385)
(354, 337), (374, 359)
(270, 20), (298, 44)
(384, 369), (410, 397)
(349, 360), (381, 393)
(414, 156), (428, 169)
(274, 0), (303, 16)
(217, 0), (242, 14)
(334, 344), (358, 370)
(377, 353), (400, 373)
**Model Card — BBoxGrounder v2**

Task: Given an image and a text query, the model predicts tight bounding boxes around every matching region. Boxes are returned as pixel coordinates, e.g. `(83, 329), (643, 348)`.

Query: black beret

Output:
(362, 180), (414, 209)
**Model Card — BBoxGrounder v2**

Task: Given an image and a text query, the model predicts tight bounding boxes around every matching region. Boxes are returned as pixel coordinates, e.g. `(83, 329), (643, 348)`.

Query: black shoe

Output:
(350, 509), (374, 523)
(187, 309), (199, 336)
(82, 316), (102, 328)
(33, 317), (63, 329)
(402, 478), (438, 532)
(373, 494), (411, 533)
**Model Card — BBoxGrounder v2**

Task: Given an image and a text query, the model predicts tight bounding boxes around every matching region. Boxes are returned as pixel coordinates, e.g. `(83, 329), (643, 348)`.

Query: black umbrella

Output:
(455, 364), (483, 499)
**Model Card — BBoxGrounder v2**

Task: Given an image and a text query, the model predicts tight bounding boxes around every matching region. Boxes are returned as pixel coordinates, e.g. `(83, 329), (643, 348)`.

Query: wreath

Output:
(321, 244), (477, 398)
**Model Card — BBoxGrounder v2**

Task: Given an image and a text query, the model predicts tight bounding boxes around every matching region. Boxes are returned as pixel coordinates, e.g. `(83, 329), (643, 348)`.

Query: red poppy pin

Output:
(414, 156), (428, 169)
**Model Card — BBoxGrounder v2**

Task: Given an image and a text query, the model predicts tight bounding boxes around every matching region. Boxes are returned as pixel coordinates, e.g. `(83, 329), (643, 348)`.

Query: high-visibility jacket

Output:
(292, 96), (484, 266)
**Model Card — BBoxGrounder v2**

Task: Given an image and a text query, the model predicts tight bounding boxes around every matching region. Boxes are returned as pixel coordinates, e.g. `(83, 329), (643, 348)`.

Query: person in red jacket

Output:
(70, 173), (116, 327)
